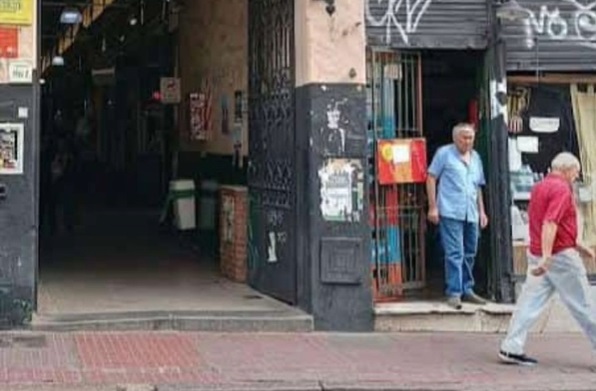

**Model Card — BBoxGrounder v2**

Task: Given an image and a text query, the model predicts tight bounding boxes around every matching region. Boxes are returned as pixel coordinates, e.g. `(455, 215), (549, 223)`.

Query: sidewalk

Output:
(0, 331), (594, 391)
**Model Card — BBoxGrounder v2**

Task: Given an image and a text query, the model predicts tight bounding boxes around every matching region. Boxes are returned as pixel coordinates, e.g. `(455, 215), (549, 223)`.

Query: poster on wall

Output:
(160, 77), (181, 104)
(221, 194), (235, 243)
(0, 122), (24, 175)
(189, 88), (213, 141)
(377, 138), (427, 185)
(0, 27), (17, 58)
(0, 0), (33, 25)
(319, 158), (364, 223)
(0, 6), (34, 85)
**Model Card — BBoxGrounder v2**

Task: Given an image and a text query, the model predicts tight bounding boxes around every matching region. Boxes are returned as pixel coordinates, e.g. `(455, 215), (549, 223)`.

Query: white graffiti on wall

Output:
(365, 0), (432, 45)
(521, 0), (596, 49)
(490, 78), (508, 122)
(321, 98), (349, 155)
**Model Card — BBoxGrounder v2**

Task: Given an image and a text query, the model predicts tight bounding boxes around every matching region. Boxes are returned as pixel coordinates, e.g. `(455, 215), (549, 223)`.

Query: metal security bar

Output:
(367, 49), (426, 301)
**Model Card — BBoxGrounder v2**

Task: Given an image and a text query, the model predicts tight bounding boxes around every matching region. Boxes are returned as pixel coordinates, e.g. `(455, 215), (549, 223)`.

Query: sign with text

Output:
(8, 60), (31, 82)
(0, 0), (33, 25)
(377, 138), (427, 184)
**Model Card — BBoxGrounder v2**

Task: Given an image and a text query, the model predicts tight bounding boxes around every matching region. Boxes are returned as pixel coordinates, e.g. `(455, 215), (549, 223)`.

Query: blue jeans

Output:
(439, 217), (479, 298)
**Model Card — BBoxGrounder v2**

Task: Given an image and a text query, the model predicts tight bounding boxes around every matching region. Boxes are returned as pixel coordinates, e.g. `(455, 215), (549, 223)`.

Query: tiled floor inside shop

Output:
(37, 208), (304, 321)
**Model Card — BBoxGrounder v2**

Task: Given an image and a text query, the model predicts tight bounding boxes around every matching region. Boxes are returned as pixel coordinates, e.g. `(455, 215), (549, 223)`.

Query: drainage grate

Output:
(0, 335), (47, 348)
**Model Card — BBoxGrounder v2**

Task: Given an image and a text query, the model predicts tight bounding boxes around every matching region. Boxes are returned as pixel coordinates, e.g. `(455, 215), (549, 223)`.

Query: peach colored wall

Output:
(178, 0), (248, 156)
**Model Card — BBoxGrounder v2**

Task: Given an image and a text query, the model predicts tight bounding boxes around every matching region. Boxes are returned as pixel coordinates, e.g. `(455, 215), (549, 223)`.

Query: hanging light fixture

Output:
(52, 55), (65, 66)
(60, 6), (83, 24)
(128, 13), (138, 26)
(495, 0), (529, 21)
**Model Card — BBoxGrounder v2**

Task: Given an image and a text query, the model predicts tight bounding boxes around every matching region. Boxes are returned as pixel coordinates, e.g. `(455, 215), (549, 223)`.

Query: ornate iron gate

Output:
(367, 49), (426, 302)
(247, 0), (297, 304)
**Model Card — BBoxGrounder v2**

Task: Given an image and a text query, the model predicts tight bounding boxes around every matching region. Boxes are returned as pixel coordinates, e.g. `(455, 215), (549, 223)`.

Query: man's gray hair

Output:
(452, 122), (475, 137)
(551, 152), (581, 171)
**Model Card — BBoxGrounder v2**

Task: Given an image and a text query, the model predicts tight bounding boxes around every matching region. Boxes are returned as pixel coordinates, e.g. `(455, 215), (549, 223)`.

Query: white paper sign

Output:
(508, 138), (522, 171)
(392, 144), (410, 164)
(8, 61), (32, 83)
(0, 123), (24, 175)
(529, 117), (560, 133)
(516, 136), (539, 153)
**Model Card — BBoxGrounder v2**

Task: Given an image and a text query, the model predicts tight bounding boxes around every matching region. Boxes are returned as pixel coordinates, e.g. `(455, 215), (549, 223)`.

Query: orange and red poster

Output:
(0, 27), (18, 58)
(377, 138), (427, 185)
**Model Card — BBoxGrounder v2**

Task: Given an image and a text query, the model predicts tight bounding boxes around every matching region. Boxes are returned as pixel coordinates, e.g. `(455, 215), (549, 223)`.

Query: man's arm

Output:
(426, 148), (445, 225)
(426, 174), (439, 224)
(427, 174), (438, 210)
(532, 221), (558, 276)
(478, 188), (488, 228)
(541, 221), (558, 260)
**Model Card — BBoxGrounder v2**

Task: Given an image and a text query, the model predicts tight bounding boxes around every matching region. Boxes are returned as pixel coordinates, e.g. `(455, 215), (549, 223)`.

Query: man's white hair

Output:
(551, 152), (581, 171)
(452, 122), (475, 137)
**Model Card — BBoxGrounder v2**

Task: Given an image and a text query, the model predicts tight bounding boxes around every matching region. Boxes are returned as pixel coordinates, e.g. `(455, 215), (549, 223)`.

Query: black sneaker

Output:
(499, 350), (538, 366)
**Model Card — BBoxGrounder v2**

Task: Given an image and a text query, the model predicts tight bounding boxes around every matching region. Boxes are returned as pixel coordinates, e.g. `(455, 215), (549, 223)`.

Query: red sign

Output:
(0, 28), (18, 58)
(377, 138), (427, 185)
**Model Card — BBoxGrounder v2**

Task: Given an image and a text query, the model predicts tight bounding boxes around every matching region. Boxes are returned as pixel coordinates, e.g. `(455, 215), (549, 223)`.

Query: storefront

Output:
(364, 0), (505, 301)
(503, 1), (596, 286)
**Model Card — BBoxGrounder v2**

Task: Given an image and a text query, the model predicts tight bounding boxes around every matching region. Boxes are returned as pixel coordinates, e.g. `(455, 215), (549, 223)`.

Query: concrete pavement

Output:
(0, 331), (593, 391)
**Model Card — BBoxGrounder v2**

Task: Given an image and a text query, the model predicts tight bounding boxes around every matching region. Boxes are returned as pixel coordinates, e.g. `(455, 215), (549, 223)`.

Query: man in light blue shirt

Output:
(426, 123), (489, 309)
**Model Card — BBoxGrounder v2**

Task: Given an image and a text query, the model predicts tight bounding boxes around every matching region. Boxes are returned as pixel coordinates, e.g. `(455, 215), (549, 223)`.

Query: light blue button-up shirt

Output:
(428, 144), (486, 223)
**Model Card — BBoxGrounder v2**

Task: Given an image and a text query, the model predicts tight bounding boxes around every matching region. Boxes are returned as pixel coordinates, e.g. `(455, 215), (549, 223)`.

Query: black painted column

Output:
(295, 0), (372, 331)
(488, 7), (515, 303)
(0, 1), (39, 326)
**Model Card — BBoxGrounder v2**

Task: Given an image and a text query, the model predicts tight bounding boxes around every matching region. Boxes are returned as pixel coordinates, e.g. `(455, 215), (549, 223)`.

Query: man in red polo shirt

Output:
(499, 152), (596, 366)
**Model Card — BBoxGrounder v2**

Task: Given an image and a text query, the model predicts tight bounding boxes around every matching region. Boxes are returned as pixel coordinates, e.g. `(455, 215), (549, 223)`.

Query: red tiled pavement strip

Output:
(0, 332), (594, 390)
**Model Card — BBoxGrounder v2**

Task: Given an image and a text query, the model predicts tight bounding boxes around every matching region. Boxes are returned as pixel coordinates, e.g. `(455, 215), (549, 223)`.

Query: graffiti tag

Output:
(521, 0), (596, 49)
(365, 0), (433, 45)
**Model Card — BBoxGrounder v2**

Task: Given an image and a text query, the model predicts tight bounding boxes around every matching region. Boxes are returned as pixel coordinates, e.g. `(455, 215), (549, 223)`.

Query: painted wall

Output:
(295, 0), (373, 331)
(177, 0), (248, 156)
(295, 0), (366, 86)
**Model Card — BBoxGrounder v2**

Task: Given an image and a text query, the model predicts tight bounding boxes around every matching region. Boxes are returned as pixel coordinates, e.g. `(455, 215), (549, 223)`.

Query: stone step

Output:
(375, 297), (590, 333)
(30, 309), (314, 332)
(375, 301), (516, 333)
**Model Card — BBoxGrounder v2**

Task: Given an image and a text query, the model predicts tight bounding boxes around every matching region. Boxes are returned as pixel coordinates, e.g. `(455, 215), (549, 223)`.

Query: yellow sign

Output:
(0, 0), (32, 25)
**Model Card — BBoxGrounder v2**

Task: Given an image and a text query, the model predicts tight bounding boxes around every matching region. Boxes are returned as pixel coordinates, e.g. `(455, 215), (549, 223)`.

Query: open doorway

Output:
(421, 50), (487, 299)
(368, 49), (487, 302)
(35, 0), (305, 328)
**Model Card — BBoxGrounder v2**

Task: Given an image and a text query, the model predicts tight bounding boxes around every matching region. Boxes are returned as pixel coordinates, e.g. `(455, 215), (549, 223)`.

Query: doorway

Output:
(35, 0), (303, 326)
(367, 48), (488, 302)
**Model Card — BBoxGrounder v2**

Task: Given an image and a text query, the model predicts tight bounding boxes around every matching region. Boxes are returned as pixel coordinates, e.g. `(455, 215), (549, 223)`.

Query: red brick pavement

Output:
(0, 332), (593, 390)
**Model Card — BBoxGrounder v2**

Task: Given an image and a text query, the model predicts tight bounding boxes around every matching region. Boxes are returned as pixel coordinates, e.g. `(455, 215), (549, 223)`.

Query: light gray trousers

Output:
(501, 249), (596, 354)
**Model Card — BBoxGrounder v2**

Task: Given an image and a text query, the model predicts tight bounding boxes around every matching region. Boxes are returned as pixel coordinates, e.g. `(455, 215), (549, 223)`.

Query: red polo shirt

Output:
(528, 174), (577, 256)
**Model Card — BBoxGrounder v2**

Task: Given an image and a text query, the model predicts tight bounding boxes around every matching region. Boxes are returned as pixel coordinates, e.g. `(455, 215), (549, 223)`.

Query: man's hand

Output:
(577, 243), (595, 260)
(428, 207), (439, 225)
(480, 212), (489, 229)
(530, 257), (552, 277)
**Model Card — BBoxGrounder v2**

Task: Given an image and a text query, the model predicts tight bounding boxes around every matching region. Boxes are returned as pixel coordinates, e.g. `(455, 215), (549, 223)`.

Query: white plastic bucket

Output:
(170, 179), (196, 230)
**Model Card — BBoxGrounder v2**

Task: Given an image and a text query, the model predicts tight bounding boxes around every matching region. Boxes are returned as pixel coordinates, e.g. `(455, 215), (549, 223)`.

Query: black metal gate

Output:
(247, 0), (297, 304)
